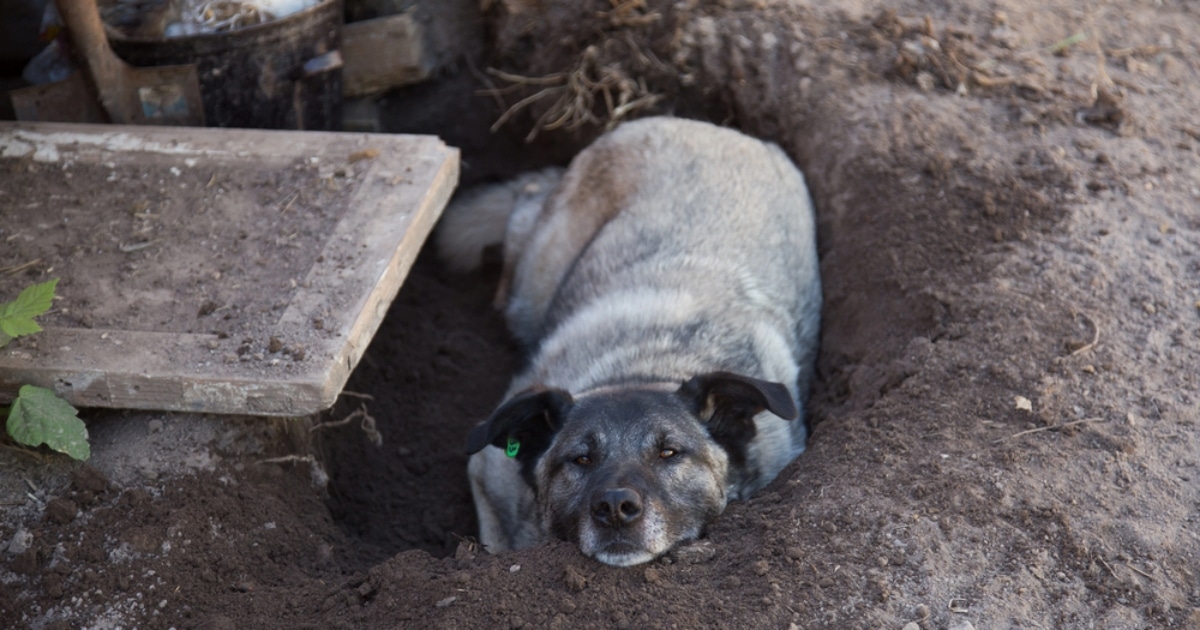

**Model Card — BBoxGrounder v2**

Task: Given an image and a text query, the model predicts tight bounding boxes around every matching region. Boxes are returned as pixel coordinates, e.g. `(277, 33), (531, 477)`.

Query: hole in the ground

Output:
(316, 57), (1067, 569)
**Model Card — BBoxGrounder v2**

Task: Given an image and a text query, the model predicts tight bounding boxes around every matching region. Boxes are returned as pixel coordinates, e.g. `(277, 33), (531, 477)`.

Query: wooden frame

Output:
(0, 121), (459, 416)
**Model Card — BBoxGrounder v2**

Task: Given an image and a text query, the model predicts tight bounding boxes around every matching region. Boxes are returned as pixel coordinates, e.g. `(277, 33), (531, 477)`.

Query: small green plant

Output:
(0, 279), (90, 460)
(0, 278), (57, 347)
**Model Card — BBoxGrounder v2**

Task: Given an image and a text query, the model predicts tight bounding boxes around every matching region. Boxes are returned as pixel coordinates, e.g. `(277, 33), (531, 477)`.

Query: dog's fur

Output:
(439, 117), (821, 566)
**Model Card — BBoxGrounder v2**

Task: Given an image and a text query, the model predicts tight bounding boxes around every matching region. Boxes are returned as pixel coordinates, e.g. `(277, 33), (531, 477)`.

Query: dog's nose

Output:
(592, 487), (643, 527)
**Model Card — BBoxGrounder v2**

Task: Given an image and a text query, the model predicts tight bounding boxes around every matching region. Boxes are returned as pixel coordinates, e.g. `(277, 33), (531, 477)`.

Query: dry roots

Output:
(482, 45), (664, 142)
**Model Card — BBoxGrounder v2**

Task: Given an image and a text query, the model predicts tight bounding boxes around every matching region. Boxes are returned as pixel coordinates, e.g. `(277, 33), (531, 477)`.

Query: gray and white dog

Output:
(437, 117), (821, 566)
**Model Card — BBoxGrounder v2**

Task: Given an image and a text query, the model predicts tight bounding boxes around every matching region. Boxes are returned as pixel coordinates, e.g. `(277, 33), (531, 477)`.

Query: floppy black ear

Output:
(464, 387), (573, 464)
(678, 372), (798, 466)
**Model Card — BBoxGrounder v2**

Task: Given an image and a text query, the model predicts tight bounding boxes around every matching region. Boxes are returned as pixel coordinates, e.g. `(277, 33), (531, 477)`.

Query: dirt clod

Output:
(563, 565), (588, 593)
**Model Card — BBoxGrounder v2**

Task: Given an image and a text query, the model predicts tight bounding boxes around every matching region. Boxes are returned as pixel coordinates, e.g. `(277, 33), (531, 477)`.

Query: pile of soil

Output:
(3, 0), (1200, 628)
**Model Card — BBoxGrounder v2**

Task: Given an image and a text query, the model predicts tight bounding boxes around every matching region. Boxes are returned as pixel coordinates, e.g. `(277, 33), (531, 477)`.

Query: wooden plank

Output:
(0, 121), (459, 416)
(342, 13), (433, 98)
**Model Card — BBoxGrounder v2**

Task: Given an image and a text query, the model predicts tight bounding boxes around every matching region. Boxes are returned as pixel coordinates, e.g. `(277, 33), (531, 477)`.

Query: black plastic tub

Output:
(110, 0), (343, 130)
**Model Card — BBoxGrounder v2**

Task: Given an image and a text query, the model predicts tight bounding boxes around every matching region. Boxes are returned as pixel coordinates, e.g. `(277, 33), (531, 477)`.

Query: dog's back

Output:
(503, 117), (821, 493)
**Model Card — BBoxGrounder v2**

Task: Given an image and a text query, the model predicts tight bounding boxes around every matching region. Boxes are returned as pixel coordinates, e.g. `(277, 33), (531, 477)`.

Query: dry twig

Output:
(1069, 310), (1100, 356)
(1127, 563), (1156, 582)
(1, 259), (42, 276)
(995, 417), (1105, 443)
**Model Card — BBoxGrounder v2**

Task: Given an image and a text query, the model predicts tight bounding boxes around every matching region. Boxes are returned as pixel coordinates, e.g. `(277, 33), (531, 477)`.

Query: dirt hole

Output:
(314, 88), (1064, 570)
(308, 0), (1078, 575)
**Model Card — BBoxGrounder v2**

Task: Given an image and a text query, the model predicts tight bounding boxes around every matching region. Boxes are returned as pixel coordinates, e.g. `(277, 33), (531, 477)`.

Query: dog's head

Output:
(464, 372), (797, 566)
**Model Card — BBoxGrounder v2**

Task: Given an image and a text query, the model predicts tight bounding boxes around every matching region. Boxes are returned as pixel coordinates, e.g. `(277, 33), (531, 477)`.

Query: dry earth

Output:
(3, 0), (1200, 628)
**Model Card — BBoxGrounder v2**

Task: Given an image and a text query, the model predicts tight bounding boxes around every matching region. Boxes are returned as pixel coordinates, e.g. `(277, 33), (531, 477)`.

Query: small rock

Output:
(509, 564), (521, 573)
(558, 596), (576, 615)
(784, 546), (805, 561)
(671, 539), (717, 564)
(916, 71), (936, 92)
(915, 603), (931, 619)
(148, 419), (164, 433)
(902, 623), (920, 630)
(1143, 302), (1157, 314)
(7, 527), (33, 555)
(268, 336), (284, 353)
(753, 559), (770, 576)
(948, 621), (976, 630)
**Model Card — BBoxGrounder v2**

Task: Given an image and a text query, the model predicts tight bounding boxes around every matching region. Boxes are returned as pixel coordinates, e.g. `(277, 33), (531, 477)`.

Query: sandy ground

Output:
(3, 0), (1200, 628)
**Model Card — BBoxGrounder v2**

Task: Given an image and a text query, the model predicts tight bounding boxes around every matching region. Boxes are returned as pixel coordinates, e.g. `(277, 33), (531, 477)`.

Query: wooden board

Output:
(342, 13), (433, 98)
(0, 121), (458, 416)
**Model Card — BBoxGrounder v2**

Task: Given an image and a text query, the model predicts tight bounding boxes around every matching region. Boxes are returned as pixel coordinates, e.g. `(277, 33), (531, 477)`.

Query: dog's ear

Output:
(464, 387), (574, 463)
(678, 372), (798, 464)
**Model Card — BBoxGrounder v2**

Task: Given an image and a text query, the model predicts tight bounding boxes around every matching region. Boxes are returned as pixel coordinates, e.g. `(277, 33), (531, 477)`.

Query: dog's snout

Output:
(592, 487), (643, 527)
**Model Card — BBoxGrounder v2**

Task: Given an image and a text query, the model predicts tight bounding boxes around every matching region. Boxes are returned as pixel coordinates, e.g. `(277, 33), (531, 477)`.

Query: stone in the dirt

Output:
(7, 527), (33, 554)
(949, 621), (976, 630)
(671, 539), (717, 564)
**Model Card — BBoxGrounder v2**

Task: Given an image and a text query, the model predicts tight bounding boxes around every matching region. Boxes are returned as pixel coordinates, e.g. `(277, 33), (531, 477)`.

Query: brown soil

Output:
(4, 0), (1200, 628)
(0, 145), (358, 336)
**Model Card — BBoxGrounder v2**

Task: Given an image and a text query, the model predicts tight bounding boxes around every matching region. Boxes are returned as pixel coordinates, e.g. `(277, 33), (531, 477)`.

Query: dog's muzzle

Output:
(578, 482), (672, 566)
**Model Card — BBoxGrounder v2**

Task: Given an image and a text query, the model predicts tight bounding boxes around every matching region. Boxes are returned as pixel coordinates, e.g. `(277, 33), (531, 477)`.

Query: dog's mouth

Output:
(586, 537), (659, 567)
(577, 515), (682, 567)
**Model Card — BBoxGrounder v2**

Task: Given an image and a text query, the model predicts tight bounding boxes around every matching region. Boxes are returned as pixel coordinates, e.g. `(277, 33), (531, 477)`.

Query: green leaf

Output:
(6, 385), (89, 460)
(0, 279), (58, 343)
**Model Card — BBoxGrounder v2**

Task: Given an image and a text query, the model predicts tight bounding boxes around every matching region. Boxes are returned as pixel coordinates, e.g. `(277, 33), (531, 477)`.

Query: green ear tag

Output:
(505, 437), (520, 458)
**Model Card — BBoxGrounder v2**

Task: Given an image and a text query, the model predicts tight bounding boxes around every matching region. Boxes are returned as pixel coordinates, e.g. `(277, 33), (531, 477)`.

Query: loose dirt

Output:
(3, 1), (1200, 628)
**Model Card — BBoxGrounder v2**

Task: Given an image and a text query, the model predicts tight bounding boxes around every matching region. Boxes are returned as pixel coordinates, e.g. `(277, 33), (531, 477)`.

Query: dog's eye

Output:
(659, 448), (677, 459)
(574, 455), (592, 466)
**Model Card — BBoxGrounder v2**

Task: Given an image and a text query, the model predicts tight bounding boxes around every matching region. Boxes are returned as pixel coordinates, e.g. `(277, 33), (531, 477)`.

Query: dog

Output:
(437, 117), (822, 566)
